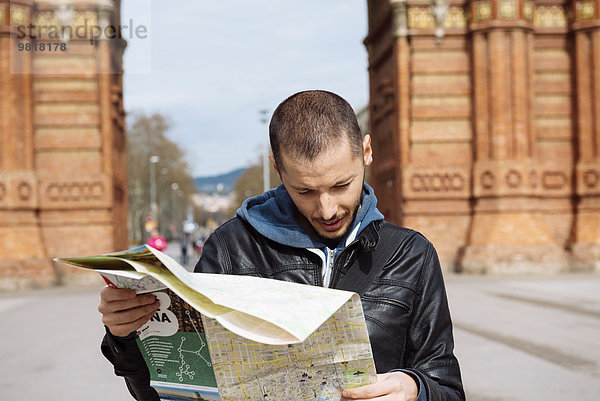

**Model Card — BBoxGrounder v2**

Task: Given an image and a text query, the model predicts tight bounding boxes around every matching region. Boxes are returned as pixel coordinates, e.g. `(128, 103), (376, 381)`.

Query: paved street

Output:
(1, 272), (598, 401)
(446, 274), (600, 400)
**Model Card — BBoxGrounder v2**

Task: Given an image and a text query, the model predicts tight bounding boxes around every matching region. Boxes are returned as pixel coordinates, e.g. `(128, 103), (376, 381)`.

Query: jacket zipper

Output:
(361, 294), (410, 311)
(328, 239), (359, 288)
(322, 248), (336, 287)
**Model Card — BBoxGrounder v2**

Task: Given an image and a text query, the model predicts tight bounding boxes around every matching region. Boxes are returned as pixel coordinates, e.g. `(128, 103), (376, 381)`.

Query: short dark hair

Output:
(269, 90), (363, 171)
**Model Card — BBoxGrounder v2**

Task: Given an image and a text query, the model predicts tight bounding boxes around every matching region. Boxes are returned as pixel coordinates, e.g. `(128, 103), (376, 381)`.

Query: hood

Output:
(236, 183), (384, 250)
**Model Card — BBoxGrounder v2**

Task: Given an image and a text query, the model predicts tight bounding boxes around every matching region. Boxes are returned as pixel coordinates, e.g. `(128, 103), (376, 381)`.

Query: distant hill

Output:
(193, 167), (246, 194)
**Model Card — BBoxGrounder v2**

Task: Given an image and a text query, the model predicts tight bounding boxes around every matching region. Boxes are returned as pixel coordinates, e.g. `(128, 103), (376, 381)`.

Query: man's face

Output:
(274, 135), (373, 243)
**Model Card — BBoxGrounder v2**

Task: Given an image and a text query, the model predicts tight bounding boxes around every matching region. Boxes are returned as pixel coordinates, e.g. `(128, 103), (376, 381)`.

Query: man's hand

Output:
(341, 371), (419, 401)
(98, 286), (160, 337)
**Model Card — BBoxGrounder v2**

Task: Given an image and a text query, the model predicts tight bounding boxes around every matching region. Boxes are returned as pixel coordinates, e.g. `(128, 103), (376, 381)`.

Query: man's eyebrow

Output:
(334, 176), (355, 185)
(290, 176), (356, 191)
(290, 183), (312, 191)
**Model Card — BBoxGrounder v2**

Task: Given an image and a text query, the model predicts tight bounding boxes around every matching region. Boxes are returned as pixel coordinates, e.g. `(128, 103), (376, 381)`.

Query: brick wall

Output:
(366, 0), (600, 273)
(0, 0), (127, 289)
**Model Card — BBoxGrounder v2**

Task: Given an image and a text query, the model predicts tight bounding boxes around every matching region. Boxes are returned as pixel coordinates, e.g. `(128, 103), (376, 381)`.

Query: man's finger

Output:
(100, 286), (137, 302)
(102, 301), (159, 326)
(106, 293), (157, 312)
(342, 381), (391, 400)
(107, 310), (157, 337)
(98, 292), (156, 314)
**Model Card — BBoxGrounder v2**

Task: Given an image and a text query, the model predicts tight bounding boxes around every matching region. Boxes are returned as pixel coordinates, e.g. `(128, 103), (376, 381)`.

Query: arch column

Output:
(571, 0), (600, 270)
(0, 0), (53, 288)
(460, 0), (570, 273)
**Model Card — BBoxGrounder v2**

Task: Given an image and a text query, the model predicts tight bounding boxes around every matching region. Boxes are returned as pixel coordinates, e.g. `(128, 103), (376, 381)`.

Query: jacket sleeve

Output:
(101, 327), (160, 401)
(193, 230), (231, 274)
(404, 243), (465, 401)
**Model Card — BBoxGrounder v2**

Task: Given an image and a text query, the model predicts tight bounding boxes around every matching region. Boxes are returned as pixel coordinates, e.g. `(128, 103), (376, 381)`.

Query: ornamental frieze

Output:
(407, 6), (466, 30)
(534, 5), (568, 28)
(576, 163), (600, 196)
(399, 2), (593, 32)
(10, 6), (27, 25)
(34, 10), (98, 29)
(576, 0), (596, 20)
(31, 9), (98, 41)
(474, 1), (492, 22)
(498, 0), (517, 19)
(0, 172), (38, 209)
(474, 162), (572, 197)
(402, 167), (471, 200)
(39, 175), (112, 208)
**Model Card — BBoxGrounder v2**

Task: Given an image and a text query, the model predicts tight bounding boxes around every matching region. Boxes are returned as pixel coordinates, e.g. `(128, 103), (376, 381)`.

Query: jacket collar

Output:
(357, 220), (383, 253)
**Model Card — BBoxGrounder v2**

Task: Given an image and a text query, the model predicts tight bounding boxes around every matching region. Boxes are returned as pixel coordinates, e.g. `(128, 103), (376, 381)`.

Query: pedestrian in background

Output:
(180, 232), (190, 265)
(146, 228), (167, 252)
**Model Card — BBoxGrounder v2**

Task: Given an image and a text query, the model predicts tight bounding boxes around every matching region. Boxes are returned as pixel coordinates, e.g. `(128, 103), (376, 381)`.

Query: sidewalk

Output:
(163, 240), (197, 271)
(446, 273), (600, 400)
(0, 272), (598, 400)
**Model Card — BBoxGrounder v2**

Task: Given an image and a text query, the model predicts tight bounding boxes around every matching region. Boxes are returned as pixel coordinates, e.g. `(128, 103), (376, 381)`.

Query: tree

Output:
(230, 156), (281, 214)
(126, 112), (197, 244)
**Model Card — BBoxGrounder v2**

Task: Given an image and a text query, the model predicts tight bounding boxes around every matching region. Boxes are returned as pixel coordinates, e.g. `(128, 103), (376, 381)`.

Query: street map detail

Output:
(203, 294), (377, 401)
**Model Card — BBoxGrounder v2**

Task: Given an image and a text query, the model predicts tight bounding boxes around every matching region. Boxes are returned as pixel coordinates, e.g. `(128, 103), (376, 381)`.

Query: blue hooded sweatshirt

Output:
(236, 183), (384, 286)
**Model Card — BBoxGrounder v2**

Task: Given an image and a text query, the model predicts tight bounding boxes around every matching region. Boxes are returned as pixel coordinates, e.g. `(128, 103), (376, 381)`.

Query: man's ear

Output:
(269, 155), (281, 176)
(363, 135), (373, 166)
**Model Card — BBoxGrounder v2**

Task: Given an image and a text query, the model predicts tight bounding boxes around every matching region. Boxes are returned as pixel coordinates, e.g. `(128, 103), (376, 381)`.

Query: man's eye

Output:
(335, 183), (350, 189)
(298, 190), (313, 195)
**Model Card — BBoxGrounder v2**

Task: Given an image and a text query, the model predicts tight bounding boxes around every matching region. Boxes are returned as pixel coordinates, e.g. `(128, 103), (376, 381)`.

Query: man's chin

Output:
(312, 222), (352, 245)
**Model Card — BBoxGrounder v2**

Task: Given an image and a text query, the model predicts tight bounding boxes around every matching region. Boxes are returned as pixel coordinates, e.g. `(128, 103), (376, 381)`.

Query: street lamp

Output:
(259, 108), (270, 193)
(149, 155), (160, 221)
(170, 182), (179, 235)
(160, 167), (169, 230)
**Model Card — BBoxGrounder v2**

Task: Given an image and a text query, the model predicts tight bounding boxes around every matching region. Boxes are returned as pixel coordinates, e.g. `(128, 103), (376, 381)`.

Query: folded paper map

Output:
(55, 245), (377, 401)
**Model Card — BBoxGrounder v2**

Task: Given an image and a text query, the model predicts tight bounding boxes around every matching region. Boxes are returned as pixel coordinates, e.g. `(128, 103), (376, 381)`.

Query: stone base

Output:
(52, 259), (105, 286)
(403, 212), (471, 273)
(570, 243), (600, 272)
(0, 258), (57, 291)
(0, 258), (104, 291)
(459, 244), (570, 274)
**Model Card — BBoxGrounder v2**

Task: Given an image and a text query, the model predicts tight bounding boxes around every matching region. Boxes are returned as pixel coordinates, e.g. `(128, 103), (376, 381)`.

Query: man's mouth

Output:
(318, 217), (344, 232)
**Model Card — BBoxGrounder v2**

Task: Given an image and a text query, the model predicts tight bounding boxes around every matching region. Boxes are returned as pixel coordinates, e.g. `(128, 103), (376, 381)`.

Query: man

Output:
(99, 90), (465, 401)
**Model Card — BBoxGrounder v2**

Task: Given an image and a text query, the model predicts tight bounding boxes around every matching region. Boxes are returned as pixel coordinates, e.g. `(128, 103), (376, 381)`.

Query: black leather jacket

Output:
(198, 217), (464, 401)
(102, 217), (464, 401)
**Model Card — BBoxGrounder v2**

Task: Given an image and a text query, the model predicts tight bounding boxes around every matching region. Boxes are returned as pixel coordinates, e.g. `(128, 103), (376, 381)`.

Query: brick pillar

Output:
(34, 0), (127, 284)
(396, 0), (473, 271)
(571, 0), (600, 270)
(98, 1), (128, 253)
(366, 0), (474, 270)
(0, 0), (128, 289)
(364, 0), (404, 225)
(0, 0), (56, 288)
(461, 0), (570, 273)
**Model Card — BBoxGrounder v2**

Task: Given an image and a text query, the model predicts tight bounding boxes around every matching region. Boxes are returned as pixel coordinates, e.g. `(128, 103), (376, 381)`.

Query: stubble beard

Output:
(305, 198), (361, 246)
(293, 175), (366, 246)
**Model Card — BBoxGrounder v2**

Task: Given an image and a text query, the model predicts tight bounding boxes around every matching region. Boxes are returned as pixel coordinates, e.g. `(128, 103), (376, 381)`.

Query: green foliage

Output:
(127, 112), (197, 243)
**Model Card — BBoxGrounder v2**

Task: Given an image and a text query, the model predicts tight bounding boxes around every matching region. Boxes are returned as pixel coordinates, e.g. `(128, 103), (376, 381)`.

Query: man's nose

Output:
(318, 193), (338, 220)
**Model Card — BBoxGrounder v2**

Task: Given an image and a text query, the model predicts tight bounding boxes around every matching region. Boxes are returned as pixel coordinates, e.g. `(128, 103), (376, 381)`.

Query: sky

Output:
(121, 0), (369, 177)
